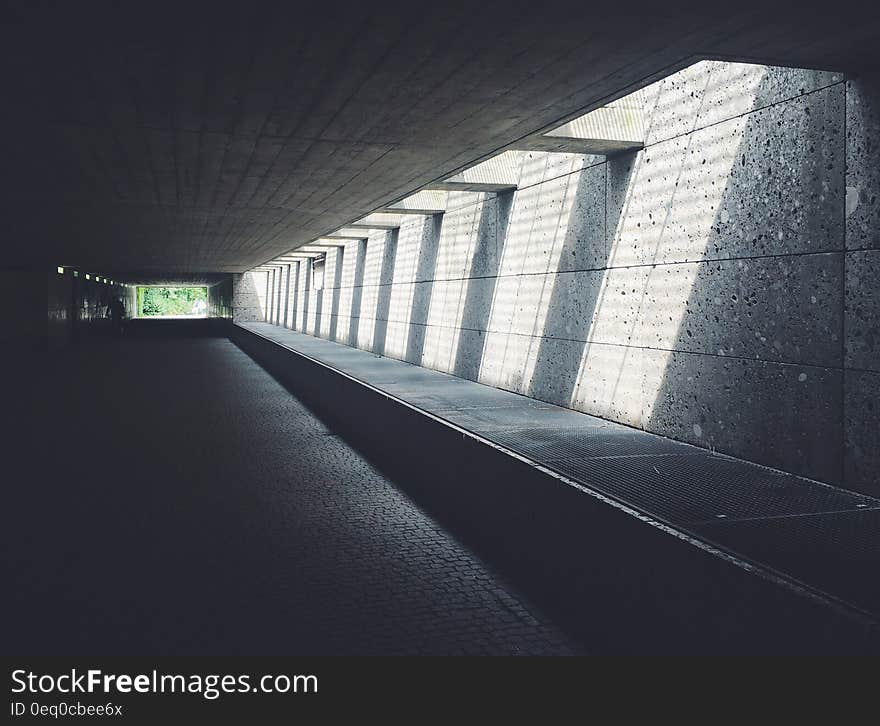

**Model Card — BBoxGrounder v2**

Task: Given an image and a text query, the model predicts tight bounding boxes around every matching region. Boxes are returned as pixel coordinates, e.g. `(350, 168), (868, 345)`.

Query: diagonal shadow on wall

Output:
(328, 248), (345, 341)
(288, 262), (300, 329)
(347, 239), (368, 346)
(282, 265), (291, 328)
(372, 229), (400, 357)
(404, 215), (444, 365)
(642, 68), (845, 483)
(452, 191), (515, 380)
(300, 262), (311, 332)
(524, 159), (631, 406)
(313, 263), (324, 335)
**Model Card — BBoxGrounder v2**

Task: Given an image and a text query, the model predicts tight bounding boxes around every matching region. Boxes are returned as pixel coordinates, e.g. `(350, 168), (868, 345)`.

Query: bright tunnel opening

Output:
(136, 286), (209, 319)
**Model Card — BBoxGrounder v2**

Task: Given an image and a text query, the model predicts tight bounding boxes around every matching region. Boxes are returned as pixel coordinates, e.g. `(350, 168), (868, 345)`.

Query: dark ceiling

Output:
(2, 1), (878, 281)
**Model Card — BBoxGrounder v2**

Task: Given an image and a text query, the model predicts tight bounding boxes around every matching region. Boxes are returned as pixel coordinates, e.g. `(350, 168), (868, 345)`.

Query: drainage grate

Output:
(692, 510), (880, 615)
(485, 426), (696, 461)
(538, 454), (877, 524)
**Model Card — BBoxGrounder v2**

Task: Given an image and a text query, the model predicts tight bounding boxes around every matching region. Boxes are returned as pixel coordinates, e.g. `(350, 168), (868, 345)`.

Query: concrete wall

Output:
(71, 273), (136, 341)
(47, 268), (75, 349)
(0, 268), (45, 350)
(207, 276), (233, 320)
(232, 270), (268, 323)
(241, 61), (879, 495)
(844, 71), (880, 495)
(1, 267), (135, 350)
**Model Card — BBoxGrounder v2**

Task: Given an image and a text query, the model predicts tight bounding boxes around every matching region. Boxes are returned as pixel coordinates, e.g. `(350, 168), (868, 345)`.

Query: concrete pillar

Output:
(276, 266), (286, 326)
(286, 262), (299, 329)
(844, 71), (880, 495)
(328, 247), (345, 341)
(265, 271), (271, 322)
(347, 239), (368, 347)
(300, 261), (311, 332)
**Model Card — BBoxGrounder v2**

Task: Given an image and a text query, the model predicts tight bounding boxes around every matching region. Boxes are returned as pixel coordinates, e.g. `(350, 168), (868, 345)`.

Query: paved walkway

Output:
(7, 332), (578, 655)
(240, 322), (880, 621)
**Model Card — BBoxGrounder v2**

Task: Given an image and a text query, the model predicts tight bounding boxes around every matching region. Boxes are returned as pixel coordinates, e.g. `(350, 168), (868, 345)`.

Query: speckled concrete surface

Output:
(6, 334), (579, 655)
(846, 72), (880, 252)
(248, 62), (876, 490)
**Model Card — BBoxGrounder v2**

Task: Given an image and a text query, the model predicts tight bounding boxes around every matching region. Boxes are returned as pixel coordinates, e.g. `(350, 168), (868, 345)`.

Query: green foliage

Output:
(137, 287), (208, 317)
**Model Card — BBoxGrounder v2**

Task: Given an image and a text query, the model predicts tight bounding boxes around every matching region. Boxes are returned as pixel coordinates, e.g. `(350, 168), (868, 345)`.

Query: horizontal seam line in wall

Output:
(633, 77), (846, 151)
(436, 157), (608, 213)
(317, 247), (846, 291)
(284, 317), (846, 371)
(843, 366), (880, 375)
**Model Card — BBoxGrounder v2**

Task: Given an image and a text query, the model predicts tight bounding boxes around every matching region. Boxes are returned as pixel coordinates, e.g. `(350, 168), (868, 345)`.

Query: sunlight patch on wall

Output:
(420, 196), (485, 372)
(286, 262), (300, 329)
(382, 220), (424, 358)
(253, 270), (269, 320)
(318, 251), (338, 338)
(477, 172), (579, 392)
(297, 262), (310, 332)
(335, 242), (359, 342)
(356, 231), (388, 350)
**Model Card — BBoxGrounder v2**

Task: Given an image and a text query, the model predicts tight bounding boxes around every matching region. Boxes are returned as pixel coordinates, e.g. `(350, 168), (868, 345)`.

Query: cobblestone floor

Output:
(7, 333), (580, 655)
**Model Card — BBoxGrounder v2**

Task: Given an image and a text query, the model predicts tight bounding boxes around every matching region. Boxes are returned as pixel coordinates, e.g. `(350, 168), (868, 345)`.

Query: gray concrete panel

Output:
(845, 249), (880, 371)
(845, 370), (880, 496)
(846, 73), (880, 251)
(645, 350), (843, 484)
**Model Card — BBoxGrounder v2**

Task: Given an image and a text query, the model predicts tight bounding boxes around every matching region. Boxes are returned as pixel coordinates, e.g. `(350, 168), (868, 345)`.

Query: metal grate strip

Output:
(540, 454), (877, 524)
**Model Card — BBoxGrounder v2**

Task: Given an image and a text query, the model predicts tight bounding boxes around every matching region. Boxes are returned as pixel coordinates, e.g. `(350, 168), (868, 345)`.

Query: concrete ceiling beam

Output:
(425, 151), (522, 193)
(382, 190), (448, 214)
(424, 182), (517, 192)
(510, 95), (645, 155)
(347, 222), (400, 230)
(272, 254), (321, 261)
(298, 243), (346, 251)
(331, 227), (373, 237)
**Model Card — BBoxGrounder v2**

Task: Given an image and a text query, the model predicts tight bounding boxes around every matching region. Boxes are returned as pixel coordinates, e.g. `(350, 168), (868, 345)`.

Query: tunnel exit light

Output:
(136, 286), (208, 319)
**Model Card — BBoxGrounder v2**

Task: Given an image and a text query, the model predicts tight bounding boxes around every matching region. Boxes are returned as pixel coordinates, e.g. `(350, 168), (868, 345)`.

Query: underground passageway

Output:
(4, 3), (880, 666)
(7, 324), (577, 655)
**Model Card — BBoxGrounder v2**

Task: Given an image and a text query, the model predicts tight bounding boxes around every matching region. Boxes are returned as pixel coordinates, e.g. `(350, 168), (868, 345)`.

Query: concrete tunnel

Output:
(3, 1), (880, 661)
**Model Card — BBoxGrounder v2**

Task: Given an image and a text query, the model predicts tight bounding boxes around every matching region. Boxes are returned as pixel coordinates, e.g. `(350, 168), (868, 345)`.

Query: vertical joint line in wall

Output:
(842, 80), (848, 486)
(603, 158), (607, 265)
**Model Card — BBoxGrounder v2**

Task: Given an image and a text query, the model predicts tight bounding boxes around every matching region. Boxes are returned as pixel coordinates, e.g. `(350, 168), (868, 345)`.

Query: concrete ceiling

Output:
(115, 273), (230, 287)
(2, 1), (878, 279)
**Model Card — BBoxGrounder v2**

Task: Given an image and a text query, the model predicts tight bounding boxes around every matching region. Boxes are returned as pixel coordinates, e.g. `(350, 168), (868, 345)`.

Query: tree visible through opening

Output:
(136, 286), (208, 318)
